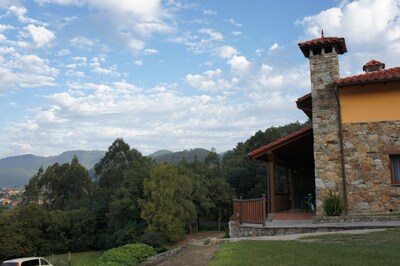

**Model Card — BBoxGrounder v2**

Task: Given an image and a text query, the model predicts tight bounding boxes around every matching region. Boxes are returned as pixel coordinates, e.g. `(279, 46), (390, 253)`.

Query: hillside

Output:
(0, 150), (105, 187)
(148, 148), (212, 165)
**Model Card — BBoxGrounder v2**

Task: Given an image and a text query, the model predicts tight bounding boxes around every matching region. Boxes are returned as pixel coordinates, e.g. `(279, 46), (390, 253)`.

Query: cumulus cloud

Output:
(297, 0), (400, 71)
(70, 36), (95, 48)
(228, 55), (251, 73)
(0, 53), (59, 93)
(198, 28), (223, 41)
(25, 24), (55, 47)
(185, 68), (233, 92)
(218, 45), (238, 59)
(90, 56), (120, 76)
(36, 0), (174, 52)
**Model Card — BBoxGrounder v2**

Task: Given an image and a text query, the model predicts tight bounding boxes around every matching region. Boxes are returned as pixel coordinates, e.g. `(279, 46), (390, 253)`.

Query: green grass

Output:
(210, 229), (400, 266)
(45, 251), (103, 266)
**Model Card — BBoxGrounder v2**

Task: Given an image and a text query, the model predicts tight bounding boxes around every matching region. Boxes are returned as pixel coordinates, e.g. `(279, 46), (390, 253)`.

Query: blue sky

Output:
(1, 0), (400, 158)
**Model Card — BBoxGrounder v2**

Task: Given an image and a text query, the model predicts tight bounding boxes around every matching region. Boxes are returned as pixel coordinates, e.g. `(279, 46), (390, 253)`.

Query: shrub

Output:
(323, 191), (345, 216)
(98, 243), (156, 266)
(139, 232), (165, 248)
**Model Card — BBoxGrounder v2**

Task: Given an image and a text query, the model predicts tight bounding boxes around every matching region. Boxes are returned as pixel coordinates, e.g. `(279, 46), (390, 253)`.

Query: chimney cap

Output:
(362, 60), (385, 72)
(298, 36), (347, 58)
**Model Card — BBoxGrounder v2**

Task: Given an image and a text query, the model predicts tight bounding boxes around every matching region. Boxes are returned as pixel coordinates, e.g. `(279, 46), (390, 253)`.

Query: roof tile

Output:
(335, 66), (400, 86)
(298, 37), (347, 58)
(362, 60), (385, 72)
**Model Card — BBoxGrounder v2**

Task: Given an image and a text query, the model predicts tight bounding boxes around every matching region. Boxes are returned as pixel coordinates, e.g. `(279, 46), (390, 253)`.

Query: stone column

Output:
(309, 52), (343, 215)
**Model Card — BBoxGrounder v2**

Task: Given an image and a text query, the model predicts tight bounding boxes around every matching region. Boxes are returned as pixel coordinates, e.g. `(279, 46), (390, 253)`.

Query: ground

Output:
(143, 231), (224, 266)
(144, 229), (387, 266)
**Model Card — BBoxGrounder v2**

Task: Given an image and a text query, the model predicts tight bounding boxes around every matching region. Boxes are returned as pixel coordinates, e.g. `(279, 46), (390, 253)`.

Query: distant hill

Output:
(0, 150), (105, 187)
(148, 148), (212, 165)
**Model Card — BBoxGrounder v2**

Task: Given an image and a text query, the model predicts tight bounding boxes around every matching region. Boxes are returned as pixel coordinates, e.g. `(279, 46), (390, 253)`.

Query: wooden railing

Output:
(232, 195), (267, 226)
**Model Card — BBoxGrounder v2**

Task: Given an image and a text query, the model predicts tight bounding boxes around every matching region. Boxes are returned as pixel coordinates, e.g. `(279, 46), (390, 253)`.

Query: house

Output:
(248, 35), (400, 217)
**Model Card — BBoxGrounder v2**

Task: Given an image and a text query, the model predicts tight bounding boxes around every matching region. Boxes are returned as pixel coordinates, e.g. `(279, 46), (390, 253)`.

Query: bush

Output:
(139, 232), (165, 248)
(323, 191), (345, 216)
(98, 243), (156, 266)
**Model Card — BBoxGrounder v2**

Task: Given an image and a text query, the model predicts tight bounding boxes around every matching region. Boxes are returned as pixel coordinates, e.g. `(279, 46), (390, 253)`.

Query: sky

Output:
(1, 0), (400, 159)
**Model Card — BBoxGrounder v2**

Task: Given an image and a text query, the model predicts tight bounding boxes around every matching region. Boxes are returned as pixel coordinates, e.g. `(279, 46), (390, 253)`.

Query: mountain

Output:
(148, 148), (212, 165)
(0, 150), (105, 187)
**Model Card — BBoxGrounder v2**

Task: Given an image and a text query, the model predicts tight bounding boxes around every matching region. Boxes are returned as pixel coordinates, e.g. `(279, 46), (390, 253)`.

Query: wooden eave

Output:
(248, 125), (313, 162)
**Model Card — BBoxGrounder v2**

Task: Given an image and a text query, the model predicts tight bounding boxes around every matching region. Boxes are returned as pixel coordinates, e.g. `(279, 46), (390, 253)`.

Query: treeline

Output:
(0, 121), (308, 261)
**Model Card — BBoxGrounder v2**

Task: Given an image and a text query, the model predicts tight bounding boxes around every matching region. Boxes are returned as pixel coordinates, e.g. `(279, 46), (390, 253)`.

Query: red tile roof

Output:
(298, 37), (347, 58)
(335, 66), (400, 87)
(362, 60), (385, 72)
(248, 125), (313, 159)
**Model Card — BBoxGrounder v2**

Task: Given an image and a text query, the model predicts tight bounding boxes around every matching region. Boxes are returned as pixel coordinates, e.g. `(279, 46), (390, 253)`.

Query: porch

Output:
(239, 125), (315, 221)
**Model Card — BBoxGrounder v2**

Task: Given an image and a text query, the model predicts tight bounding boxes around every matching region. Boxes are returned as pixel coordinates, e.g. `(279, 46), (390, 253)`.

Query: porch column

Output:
(267, 153), (275, 213)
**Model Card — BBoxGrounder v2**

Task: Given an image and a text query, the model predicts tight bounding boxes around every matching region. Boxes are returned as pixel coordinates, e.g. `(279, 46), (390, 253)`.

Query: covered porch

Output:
(233, 125), (315, 224)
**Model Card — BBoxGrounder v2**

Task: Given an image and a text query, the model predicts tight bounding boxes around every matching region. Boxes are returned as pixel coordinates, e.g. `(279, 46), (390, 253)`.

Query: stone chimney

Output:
(298, 34), (347, 215)
(363, 60), (385, 73)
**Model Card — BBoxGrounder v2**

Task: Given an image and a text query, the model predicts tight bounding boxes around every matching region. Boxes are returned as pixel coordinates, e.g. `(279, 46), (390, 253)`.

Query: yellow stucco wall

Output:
(340, 82), (400, 123)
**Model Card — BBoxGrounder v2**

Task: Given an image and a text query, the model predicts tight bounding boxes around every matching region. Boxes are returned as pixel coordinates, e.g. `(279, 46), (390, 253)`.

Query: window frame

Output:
(389, 154), (400, 185)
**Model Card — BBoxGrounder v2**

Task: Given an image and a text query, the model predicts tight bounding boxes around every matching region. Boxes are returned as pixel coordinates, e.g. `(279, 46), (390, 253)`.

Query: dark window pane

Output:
(392, 156), (400, 182)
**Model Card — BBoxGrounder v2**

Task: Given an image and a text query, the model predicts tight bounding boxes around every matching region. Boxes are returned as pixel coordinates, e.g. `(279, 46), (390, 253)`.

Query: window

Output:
(391, 155), (400, 185)
(40, 259), (51, 265)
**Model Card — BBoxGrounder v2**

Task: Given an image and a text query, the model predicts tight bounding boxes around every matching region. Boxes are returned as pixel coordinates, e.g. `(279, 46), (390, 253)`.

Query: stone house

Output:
(248, 35), (400, 216)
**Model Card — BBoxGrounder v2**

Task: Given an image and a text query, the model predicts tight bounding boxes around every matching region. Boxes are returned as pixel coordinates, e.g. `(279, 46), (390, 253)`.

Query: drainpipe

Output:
(334, 85), (348, 214)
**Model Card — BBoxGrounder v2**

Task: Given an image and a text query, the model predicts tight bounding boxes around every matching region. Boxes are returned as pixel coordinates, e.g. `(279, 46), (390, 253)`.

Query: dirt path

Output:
(156, 243), (221, 266)
(142, 231), (223, 266)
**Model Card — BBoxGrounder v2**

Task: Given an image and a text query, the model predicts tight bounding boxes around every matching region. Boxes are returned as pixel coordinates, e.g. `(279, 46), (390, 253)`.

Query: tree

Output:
(208, 177), (233, 230)
(22, 167), (43, 205)
(94, 139), (151, 247)
(140, 163), (196, 242)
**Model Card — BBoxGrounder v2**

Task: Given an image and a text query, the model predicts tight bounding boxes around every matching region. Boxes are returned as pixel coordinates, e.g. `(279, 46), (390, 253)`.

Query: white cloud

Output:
(297, 0), (400, 73)
(90, 56), (120, 76)
(144, 48), (159, 54)
(225, 18), (242, 27)
(203, 9), (217, 15)
(218, 45), (238, 59)
(269, 43), (280, 51)
(70, 36), (95, 48)
(228, 55), (251, 73)
(185, 68), (232, 92)
(134, 59), (143, 66)
(36, 0), (173, 51)
(232, 31), (242, 36)
(199, 28), (223, 41)
(0, 24), (13, 31)
(25, 24), (55, 47)
(0, 54), (58, 92)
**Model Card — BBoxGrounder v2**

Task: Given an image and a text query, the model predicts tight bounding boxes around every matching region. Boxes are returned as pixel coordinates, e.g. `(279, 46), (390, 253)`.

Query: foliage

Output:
(22, 157), (92, 210)
(98, 243), (156, 266)
(93, 139), (151, 248)
(210, 229), (400, 266)
(0, 205), (99, 261)
(139, 231), (165, 248)
(141, 163), (196, 242)
(322, 191), (345, 216)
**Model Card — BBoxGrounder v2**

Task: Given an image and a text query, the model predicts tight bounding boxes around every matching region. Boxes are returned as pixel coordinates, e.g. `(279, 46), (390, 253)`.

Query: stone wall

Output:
(309, 52), (344, 215)
(343, 120), (400, 214)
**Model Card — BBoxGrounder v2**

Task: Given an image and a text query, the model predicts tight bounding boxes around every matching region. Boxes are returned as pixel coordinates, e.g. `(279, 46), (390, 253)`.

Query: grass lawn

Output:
(210, 229), (400, 266)
(45, 250), (103, 266)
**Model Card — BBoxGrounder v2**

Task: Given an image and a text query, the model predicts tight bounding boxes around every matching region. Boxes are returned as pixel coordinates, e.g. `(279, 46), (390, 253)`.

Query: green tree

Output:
(94, 139), (151, 248)
(141, 163), (196, 242)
